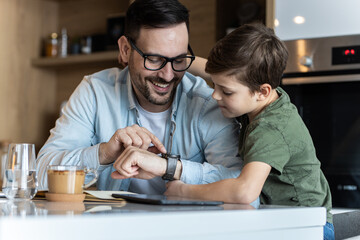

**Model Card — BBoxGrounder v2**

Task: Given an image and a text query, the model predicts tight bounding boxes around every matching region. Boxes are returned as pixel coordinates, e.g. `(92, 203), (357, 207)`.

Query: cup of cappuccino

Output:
(46, 165), (98, 202)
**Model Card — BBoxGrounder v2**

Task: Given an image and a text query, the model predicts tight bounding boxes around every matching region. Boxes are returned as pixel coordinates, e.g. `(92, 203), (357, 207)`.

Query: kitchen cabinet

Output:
(274, 0), (360, 40)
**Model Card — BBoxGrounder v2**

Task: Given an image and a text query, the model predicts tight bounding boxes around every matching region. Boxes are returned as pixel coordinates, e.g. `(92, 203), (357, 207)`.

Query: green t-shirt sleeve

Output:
(243, 123), (290, 174)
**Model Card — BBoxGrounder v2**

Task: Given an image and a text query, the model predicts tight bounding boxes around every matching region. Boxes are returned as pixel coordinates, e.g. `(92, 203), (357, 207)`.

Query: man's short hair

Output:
(205, 23), (288, 93)
(125, 0), (189, 42)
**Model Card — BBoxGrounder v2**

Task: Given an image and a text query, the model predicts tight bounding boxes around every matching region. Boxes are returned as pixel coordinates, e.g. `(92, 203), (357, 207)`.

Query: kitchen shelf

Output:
(31, 50), (119, 69)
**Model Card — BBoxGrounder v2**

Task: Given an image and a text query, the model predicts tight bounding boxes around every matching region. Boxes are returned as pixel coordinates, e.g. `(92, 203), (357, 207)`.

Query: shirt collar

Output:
(126, 71), (137, 110)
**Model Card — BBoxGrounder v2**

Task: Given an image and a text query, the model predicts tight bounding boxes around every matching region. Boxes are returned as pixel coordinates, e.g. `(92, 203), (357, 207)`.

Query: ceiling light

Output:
(293, 16), (305, 24)
(274, 19), (279, 27)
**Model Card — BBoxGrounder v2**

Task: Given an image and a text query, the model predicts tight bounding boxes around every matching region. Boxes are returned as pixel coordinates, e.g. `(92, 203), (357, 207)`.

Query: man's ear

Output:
(118, 35), (131, 66)
(257, 84), (272, 101)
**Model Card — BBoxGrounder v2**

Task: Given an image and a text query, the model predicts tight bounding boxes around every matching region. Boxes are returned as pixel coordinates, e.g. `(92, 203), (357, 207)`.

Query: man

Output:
(36, 0), (243, 195)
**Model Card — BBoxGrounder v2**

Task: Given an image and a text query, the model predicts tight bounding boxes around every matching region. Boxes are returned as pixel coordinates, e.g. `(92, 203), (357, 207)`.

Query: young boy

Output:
(165, 23), (334, 240)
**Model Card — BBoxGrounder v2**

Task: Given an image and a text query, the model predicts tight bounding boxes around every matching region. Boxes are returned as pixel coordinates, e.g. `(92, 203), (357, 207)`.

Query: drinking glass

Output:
(0, 200), (42, 216)
(2, 143), (38, 200)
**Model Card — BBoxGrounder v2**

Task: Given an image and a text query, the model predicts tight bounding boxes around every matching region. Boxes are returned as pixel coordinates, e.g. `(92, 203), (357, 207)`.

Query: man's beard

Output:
(133, 74), (180, 106)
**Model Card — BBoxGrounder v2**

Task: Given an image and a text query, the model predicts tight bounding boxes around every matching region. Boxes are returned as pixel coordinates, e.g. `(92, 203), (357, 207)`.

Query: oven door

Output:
(282, 75), (360, 208)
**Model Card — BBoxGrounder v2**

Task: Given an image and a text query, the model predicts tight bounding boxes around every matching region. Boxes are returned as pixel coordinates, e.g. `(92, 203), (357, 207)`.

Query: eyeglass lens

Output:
(127, 36), (195, 72)
(145, 56), (192, 71)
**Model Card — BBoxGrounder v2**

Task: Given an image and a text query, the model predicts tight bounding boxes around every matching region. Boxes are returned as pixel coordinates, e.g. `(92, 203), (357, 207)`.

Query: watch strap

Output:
(161, 154), (179, 181)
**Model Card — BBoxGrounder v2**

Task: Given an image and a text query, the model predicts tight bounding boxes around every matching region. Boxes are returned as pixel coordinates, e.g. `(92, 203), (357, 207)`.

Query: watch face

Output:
(162, 174), (174, 181)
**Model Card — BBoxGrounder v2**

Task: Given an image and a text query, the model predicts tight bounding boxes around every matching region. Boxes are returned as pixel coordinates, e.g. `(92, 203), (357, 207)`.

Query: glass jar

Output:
(0, 140), (10, 191)
(45, 32), (58, 57)
(2, 143), (38, 200)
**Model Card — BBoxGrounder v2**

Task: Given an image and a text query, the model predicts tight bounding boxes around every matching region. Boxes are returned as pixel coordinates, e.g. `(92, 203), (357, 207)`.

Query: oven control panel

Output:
(332, 45), (360, 65)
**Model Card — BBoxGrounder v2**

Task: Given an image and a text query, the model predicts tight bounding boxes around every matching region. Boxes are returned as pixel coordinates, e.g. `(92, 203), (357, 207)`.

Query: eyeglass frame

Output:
(126, 36), (196, 72)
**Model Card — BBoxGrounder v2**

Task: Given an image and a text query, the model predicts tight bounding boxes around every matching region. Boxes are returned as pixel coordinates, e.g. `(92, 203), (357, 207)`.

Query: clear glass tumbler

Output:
(2, 143), (38, 200)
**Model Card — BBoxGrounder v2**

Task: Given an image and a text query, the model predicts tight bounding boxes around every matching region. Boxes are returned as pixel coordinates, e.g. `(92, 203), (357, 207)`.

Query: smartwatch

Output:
(161, 153), (180, 181)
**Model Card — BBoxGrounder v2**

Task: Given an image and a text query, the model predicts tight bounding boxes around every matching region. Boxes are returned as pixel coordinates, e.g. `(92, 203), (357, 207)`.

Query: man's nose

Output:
(158, 62), (175, 82)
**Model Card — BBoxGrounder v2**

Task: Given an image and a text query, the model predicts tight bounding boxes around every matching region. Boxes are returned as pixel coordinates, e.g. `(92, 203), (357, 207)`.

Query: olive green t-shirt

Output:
(238, 87), (333, 223)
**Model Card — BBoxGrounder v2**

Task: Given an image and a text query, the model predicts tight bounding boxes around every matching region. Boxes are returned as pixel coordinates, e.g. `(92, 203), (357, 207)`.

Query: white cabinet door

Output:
(273, 0), (360, 40)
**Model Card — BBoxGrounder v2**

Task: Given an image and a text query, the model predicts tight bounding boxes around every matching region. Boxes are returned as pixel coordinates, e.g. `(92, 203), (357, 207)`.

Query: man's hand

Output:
(99, 124), (166, 165)
(164, 180), (186, 197)
(111, 146), (167, 179)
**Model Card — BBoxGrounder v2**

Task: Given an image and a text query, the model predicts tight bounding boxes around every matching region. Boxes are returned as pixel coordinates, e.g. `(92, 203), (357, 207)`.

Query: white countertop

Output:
(0, 199), (326, 240)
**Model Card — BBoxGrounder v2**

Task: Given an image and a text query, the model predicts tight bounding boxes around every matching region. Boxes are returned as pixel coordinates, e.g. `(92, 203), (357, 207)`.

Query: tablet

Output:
(112, 193), (224, 206)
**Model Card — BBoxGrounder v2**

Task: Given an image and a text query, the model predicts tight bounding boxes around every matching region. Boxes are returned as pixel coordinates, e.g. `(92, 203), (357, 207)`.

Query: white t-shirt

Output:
(128, 101), (171, 194)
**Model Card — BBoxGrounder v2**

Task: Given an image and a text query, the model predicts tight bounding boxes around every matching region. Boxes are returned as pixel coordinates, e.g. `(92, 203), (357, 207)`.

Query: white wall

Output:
(274, 0), (360, 40)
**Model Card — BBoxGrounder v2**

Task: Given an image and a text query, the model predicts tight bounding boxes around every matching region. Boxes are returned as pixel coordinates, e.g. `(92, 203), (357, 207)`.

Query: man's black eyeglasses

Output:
(127, 37), (195, 72)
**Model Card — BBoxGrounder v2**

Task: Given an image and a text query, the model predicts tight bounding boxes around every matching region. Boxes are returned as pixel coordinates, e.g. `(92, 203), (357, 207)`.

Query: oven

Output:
(281, 34), (360, 208)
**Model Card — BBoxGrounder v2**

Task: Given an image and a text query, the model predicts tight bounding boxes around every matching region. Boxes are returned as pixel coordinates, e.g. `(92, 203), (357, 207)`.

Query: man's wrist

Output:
(161, 154), (181, 181)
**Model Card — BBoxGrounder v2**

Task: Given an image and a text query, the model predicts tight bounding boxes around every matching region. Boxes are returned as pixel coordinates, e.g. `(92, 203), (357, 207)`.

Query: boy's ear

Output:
(257, 84), (272, 101)
(118, 35), (131, 65)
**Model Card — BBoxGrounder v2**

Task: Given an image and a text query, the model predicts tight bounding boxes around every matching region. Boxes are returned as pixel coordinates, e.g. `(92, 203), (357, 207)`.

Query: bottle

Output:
(45, 32), (58, 57)
(59, 28), (68, 57)
(81, 36), (92, 54)
(0, 140), (10, 191)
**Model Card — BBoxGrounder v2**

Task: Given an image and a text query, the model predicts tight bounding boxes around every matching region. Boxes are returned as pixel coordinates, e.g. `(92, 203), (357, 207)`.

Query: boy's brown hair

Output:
(205, 23), (288, 93)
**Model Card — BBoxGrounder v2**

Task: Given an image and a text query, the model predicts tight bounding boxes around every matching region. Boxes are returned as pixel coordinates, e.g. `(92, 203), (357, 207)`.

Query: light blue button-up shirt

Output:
(36, 67), (244, 192)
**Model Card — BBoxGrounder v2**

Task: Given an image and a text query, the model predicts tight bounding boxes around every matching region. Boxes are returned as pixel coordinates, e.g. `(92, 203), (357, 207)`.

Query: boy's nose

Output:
(212, 89), (221, 101)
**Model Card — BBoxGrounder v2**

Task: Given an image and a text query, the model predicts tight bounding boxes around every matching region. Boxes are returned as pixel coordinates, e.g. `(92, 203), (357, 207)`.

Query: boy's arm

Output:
(165, 161), (271, 204)
(187, 56), (212, 84)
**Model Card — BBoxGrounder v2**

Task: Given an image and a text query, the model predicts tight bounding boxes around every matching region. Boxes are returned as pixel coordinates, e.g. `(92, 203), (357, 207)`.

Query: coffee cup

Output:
(46, 165), (98, 202)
